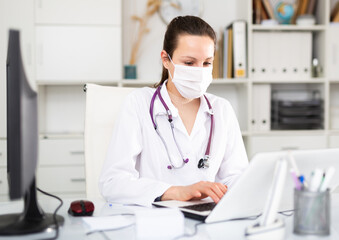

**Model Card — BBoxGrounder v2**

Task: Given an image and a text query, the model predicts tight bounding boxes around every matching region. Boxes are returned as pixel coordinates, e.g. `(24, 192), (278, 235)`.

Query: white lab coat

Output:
(99, 84), (248, 206)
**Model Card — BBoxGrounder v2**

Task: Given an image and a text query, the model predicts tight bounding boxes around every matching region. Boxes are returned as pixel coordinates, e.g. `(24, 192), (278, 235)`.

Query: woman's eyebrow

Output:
(181, 56), (196, 60)
(180, 56), (214, 60)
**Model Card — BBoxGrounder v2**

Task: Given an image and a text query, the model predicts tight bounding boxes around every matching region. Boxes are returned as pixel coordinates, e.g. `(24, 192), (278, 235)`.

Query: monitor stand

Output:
(0, 179), (64, 235)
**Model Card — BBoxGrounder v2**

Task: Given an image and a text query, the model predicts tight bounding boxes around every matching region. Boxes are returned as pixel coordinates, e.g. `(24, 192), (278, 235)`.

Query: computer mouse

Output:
(68, 200), (95, 217)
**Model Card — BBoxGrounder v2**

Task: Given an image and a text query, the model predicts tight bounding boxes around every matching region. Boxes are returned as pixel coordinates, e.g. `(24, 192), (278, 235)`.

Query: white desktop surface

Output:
(0, 194), (338, 240)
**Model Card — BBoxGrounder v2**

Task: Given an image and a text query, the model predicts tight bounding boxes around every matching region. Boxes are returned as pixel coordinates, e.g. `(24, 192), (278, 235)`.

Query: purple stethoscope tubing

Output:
(149, 85), (214, 169)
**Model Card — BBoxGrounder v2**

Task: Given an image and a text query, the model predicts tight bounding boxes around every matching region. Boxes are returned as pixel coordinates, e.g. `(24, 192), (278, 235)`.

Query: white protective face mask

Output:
(168, 55), (213, 99)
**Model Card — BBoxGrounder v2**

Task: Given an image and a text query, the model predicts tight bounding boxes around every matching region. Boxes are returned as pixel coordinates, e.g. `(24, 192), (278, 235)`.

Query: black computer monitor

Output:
(0, 30), (64, 236)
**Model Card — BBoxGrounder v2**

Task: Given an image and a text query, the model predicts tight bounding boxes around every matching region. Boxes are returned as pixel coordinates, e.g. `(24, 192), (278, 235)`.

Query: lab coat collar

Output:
(200, 93), (214, 116)
(153, 80), (179, 117)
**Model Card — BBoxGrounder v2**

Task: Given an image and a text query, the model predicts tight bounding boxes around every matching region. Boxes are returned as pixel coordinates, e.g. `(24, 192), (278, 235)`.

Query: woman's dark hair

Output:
(155, 15), (216, 87)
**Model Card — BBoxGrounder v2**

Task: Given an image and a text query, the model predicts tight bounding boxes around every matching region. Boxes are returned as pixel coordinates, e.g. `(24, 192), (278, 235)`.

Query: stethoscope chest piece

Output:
(198, 156), (210, 169)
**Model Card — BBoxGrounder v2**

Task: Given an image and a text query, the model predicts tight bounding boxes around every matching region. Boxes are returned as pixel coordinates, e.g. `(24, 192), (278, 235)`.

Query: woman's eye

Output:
(184, 62), (193, 66)
(204, 62), (212, 66)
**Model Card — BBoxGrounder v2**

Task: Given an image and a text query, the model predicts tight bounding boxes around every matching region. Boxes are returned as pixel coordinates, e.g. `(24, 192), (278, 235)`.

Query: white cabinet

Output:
(328, 25), (339, 81)
(35, 0), (121, 25)
(37, 166), (85, 194)
(38, 138), (86, 194)
(0, 0), (5, 138)
(32, 0), (122, 197)
(0, 0), (36, 138)
(0, 168), (8, 195)
(39, 139), (84, 166)
(329, 135), (339, 148)
(0, 140), (6, 167)
(38, 85), (86, 135)
(36, 26), (122, 82)
(0, 140), (8, 197)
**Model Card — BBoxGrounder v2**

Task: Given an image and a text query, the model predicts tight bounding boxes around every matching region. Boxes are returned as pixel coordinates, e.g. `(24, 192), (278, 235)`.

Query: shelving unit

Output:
(1, 0), (338, 201)
(241, 0), (339, 157)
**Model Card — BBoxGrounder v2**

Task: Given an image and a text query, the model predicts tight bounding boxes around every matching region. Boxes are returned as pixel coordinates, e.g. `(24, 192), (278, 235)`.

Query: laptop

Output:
(153, 148), (339, 223)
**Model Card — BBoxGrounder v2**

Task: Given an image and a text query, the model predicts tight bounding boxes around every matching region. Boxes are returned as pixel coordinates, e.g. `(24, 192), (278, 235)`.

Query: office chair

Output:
(84, 83), (135, 198)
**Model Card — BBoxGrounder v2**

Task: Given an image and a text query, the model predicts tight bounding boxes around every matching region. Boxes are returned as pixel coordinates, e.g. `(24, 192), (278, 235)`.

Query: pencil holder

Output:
(293, 189), (330, 236)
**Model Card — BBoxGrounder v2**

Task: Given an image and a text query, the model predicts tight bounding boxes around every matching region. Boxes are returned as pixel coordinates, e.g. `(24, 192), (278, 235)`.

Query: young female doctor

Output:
(99, 16), (248, 206)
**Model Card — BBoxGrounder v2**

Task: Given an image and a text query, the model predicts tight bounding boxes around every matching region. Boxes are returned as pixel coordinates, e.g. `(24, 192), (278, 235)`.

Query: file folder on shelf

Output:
(252, 84), (271, 132)
(223, 26), (233, 78)
(328, 26), (339, 80)
(252, 31), (312, 80)
(232, 20), (247, 78)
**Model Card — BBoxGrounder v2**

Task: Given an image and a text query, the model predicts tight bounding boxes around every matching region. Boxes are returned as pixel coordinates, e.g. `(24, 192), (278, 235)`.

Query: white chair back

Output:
(84, 83), (135, 198)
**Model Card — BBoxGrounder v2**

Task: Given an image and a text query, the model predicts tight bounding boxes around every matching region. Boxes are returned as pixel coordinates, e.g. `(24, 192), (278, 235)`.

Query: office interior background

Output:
(1, 0), (339, 201)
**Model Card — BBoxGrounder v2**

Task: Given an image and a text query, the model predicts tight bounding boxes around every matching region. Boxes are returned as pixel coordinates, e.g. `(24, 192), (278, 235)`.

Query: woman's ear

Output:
(161, 50), (170, 69)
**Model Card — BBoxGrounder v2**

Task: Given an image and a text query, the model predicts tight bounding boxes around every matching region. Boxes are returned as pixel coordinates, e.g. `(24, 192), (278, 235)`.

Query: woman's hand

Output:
(161, 181), (228, 203)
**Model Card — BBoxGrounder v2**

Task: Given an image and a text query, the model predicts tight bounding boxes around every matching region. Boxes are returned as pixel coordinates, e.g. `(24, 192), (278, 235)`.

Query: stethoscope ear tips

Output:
(183, 158), (189, 163)
(167, 165), (172, 170)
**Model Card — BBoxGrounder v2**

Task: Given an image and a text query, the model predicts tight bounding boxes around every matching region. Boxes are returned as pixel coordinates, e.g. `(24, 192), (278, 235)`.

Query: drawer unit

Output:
(39, 138), (84, 166)
(248, 135), (327, 158)
(36, 26), (122, 81)
(0, 140), (6, 167)
(35, 0), (121, 25)
(329, 135), (339, 148)
(37, 166), (85, 194)
(0, 168), (8, 195)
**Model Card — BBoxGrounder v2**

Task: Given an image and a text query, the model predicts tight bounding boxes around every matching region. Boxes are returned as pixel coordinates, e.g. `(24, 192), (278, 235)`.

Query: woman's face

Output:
(162, 34), (214, 80)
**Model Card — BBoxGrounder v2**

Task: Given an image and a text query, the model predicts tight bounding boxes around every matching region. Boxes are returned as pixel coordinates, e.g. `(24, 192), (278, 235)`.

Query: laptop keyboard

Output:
(181, 202), (216, 212)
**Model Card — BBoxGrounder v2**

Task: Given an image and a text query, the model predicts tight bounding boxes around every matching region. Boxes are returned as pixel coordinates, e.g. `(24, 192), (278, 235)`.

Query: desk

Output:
(0, 194), (339, 240)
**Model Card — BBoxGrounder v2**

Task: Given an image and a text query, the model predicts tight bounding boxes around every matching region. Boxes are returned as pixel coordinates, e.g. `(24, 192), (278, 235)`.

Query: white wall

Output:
(122, 0), (237, 81)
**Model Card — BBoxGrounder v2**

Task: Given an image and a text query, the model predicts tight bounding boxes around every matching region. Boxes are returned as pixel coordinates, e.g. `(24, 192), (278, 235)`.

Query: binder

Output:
(252, 84), (271, 132)
(262, 0), (275, 19)
(307, 0), (317, 14)
(252, 84), (261, 132)
(223, 26), (233, 78)
(252, 32), (311, 80)
(254, 0), (262, 24)
(300, 0), (309, 15)
(299, 32), (312, 78)
(259, 84), (271, 131)
(331, 2), (339, 21)
(232, 21), (247, 78)
(227, 27), (233, 78)
(252, 32), (269, 79)
(328, 26), (339, 80)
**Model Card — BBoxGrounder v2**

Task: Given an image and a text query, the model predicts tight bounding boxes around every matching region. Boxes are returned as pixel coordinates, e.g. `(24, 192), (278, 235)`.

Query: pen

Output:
(290, 169), (302, 190)
(288, 151), (300, 176)
(309, 168), (323, 192)
(319, 167), (336, 192)
(298, 175), (308, 188)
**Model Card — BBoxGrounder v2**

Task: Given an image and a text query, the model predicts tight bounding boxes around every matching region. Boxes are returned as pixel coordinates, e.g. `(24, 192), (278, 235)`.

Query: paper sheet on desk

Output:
(135, 208), (184, 240)
(82, 215), (134, 234)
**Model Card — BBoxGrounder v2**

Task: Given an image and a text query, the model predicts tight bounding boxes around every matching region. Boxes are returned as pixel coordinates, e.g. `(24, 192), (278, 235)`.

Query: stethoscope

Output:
(149, 84), (214, 170)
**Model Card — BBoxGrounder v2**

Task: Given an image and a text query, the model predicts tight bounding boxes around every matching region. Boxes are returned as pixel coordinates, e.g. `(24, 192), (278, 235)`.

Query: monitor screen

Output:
(6, 29), (38, 200)
(0, 29), (64, 236)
